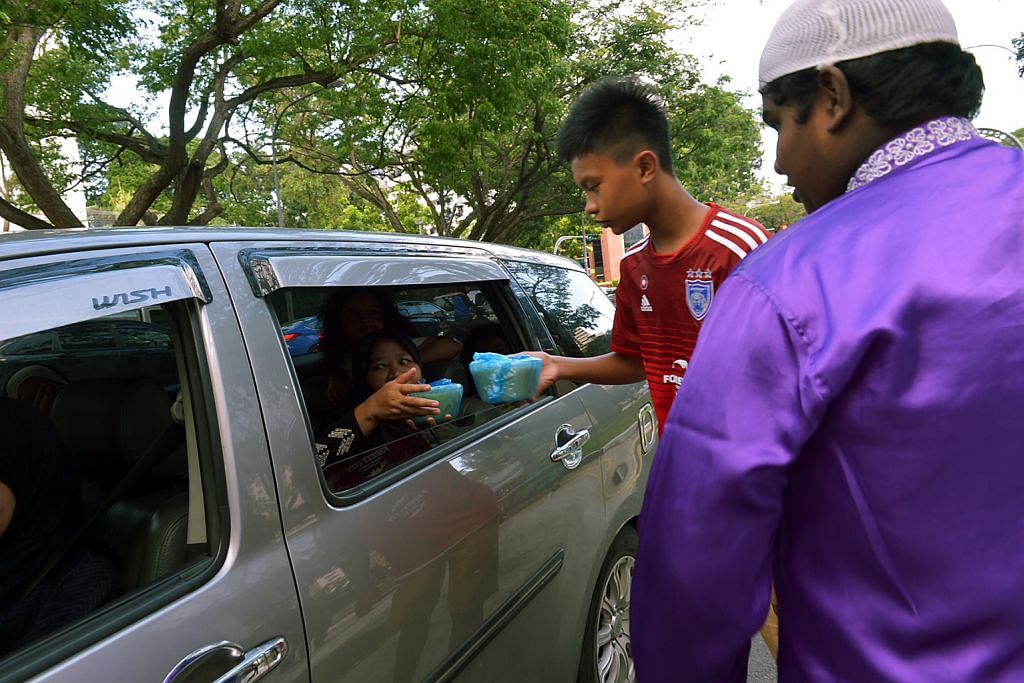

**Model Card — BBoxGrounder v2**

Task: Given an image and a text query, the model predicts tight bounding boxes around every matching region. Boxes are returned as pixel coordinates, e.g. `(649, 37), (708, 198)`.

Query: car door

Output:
(214, 239), (606, 682)
(0, 242), (307, 683)
(501, 258), (657, 536)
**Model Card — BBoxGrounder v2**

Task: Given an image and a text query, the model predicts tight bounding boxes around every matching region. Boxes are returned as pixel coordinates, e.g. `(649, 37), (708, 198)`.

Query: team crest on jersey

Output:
(640, 274), (649, 291)
(685, 269), (714, 321)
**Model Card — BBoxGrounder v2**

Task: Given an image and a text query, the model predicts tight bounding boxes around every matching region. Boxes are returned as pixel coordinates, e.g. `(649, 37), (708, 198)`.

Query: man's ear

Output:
(817, 66), (855, 133)
(635, 150), (659, 184)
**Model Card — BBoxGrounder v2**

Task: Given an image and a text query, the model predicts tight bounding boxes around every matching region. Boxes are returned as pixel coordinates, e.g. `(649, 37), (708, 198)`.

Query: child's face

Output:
(571, 151), (647, 235)
(365, 337), (421, 390)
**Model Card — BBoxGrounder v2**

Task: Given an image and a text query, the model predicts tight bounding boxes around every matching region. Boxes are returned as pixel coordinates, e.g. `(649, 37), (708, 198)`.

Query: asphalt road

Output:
(747, 634), (778, 682)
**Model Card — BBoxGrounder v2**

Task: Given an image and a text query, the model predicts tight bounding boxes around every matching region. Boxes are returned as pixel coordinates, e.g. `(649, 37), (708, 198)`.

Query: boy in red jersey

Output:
(530, 76), (770, 435)
(529, 74), (779, 659)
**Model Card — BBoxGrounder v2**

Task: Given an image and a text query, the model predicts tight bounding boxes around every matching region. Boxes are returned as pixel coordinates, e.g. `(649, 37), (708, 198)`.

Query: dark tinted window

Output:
(503, 262), (614, 358)
(57, 323), (116, 351)
(117, 324), (173, 350)
(0, 332), (55, 355)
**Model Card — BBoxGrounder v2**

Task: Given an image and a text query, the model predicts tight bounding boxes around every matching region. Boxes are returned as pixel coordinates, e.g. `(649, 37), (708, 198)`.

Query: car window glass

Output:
(56, 323), (116, 351)
(117, 324), (173, 350)
(503, 262), (614, 358)
(0, 332), (55, 356)
(268, 283), (526, 496)
(0, 300), (220, 664)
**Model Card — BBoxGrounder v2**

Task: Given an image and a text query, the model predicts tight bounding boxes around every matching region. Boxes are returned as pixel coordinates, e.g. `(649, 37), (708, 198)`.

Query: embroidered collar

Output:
(846, 116), (980, 193)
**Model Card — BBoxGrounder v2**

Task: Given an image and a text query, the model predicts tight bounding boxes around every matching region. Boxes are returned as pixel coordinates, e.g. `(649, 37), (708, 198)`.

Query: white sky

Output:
(675, 0), (1024, 192)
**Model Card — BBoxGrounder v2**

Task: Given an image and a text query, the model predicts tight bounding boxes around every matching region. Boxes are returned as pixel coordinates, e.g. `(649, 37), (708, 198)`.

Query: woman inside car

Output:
(316, 328), (454, 491)
(319, 289), (461, 411)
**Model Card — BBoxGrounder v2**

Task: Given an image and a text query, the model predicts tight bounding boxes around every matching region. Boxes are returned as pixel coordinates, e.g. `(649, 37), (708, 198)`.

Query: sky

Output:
(675, 0), (1024, 191)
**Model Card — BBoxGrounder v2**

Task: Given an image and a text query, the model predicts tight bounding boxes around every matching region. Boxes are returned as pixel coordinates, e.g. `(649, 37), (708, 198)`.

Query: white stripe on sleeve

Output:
(719, 213), (770, 243)
(710, 219), (759, 250)
(705, 229), (749, 259)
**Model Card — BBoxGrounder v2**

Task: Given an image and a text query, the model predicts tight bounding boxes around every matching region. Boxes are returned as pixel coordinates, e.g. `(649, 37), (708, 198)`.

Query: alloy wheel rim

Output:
(595, 555), (635, 683)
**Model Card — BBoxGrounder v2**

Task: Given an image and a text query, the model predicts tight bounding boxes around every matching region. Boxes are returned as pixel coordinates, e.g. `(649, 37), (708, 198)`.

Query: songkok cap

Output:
(759, 0), (959, 88)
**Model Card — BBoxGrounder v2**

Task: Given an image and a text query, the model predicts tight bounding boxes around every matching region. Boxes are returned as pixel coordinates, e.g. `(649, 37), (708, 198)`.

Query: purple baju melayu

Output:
(632, 117), (1024, 681)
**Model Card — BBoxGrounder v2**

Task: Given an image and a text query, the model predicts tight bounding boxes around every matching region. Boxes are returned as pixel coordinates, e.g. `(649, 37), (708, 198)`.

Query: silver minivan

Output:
(0, 228), (655, 683)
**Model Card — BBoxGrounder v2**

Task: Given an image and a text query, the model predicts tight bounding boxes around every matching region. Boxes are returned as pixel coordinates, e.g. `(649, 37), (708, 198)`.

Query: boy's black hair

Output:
(760, 42), (984, 132)
(556, 76), (675, 175)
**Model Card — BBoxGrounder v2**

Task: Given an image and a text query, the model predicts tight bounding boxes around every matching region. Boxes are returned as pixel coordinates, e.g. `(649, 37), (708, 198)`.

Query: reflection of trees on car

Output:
(503, 262), (609, 358)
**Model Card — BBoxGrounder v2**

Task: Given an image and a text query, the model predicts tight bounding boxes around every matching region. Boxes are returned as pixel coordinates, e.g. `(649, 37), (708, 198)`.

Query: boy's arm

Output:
(526, 350), (645, 396)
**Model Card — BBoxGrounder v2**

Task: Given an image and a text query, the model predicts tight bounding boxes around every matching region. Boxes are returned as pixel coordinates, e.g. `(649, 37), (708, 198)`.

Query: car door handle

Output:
(165, 637), (287, 683)
(551, 423), (590, 470)
(638, 403), (657, 454)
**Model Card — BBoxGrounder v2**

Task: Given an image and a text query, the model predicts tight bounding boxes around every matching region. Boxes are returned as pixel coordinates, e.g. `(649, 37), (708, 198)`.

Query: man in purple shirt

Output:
(632, 0), (1024, 680)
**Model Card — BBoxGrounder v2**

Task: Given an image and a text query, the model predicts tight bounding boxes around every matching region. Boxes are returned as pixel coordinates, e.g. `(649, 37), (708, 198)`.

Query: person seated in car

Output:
(316, 329), (454, 491)
(319, 289), (461, 410)
(0, 397), (118, 656)
(5, 365), (68, 416)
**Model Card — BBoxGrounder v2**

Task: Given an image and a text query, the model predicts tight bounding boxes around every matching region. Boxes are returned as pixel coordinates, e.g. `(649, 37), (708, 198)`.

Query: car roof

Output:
(0, 226), (585, 272)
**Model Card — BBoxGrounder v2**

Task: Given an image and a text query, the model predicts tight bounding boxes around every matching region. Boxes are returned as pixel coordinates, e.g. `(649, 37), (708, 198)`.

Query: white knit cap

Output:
(759, 0), (959, 88)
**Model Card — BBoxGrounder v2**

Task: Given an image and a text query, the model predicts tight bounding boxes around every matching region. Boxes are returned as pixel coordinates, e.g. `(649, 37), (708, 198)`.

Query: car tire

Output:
(578, 525), (638, 683)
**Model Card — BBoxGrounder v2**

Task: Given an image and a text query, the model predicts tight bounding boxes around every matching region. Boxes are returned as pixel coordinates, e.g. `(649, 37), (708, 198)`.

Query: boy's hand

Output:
(521, 351), (558, 398)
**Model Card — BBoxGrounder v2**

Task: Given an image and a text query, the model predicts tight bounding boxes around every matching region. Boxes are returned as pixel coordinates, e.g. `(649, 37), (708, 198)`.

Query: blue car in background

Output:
(282, 315), (322, 355)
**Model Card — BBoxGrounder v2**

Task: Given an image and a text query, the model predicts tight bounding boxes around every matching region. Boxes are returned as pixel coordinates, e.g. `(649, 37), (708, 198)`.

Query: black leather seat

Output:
(50, 378), (189, 593)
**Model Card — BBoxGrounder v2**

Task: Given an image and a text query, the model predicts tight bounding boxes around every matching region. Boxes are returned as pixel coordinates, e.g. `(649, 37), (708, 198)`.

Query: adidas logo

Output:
(640, 294), (653, 312)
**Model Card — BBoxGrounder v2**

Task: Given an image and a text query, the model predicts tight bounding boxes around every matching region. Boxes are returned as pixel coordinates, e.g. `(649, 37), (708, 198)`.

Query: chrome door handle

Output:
(166, 637), (286, 683)
(551, 423), (590, 470)
(638, 403), (657, 453)
(213, 637), (288, 683)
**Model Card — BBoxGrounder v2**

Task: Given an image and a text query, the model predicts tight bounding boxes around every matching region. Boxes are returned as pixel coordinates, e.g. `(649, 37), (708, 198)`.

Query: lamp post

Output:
(270, 80), (345, 227)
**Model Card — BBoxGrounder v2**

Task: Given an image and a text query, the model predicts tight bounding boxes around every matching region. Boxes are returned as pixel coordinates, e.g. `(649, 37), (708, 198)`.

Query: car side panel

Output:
(3, 244), (307, 683)
(212, 243), (610, 682)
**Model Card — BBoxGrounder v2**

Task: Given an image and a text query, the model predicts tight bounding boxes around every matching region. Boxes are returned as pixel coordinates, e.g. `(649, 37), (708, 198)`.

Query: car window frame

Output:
(0, 281), (229, 683)
(263, 277), (553, 507)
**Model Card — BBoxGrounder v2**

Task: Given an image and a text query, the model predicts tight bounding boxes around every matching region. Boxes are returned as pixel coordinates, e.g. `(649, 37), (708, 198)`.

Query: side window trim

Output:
(0, 250), (211, 342)
(239, 248), (508, 297)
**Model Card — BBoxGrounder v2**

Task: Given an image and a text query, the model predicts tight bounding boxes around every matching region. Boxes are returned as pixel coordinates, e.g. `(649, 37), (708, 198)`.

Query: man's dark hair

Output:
(556, 76), (675, 174)
(760, 42), (984, 132)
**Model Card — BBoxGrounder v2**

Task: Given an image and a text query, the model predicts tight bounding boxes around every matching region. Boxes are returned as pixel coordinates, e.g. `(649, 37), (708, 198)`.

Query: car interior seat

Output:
(50, 378), (189, 594)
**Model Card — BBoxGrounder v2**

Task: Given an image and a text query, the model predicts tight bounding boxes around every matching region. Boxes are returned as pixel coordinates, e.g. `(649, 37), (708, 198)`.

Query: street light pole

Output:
(269, 80), (345, 228)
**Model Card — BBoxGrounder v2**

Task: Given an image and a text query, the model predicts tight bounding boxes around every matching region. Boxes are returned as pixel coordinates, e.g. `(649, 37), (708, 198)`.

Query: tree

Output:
(735, 191), (805, 232)
(1, 0), (435, 228)
(3, 0), (764, 241)
(276, 1), (764, 245)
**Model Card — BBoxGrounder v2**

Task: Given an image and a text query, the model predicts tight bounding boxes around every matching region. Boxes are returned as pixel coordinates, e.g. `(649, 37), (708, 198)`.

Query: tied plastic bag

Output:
(408, 378), (463, 426)
(468, 352), (542, 403)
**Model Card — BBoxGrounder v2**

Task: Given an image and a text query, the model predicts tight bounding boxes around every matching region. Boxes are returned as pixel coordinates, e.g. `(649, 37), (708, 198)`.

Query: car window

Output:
(0, 301), (222, 666)
(0, 332), (55, 356)
(116, 323), (173, 350)
(56, 322), (116, 351)
(502, 261), (614, 358)
(268, 282), (528, 496)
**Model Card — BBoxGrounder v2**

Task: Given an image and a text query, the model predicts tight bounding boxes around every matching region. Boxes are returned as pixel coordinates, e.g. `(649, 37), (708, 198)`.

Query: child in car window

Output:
(320, 289), (461, 410)
(316, 329), (453, 491)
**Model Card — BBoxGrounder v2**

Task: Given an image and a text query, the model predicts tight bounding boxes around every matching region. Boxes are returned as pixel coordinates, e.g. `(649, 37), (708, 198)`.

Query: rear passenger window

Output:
(0, 303), (221, 662)
(503, 261), (615, 358)
(269, 282), (530, 495)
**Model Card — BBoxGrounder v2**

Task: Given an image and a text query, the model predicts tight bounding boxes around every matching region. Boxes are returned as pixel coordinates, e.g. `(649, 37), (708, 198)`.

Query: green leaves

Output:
(3, 0), (766, 239)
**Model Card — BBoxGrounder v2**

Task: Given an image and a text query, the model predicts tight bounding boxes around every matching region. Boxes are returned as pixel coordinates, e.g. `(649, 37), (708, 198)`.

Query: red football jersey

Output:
(611, 205), (770, 432)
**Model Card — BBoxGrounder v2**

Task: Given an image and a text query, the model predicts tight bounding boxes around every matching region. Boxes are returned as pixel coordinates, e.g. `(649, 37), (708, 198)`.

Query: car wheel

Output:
(579, 525), (638, 683)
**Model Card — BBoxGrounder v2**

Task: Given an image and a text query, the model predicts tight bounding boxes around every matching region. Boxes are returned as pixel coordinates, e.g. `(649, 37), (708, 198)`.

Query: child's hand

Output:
(360, 368), (437, 425)
(405, 413), (454, 431)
